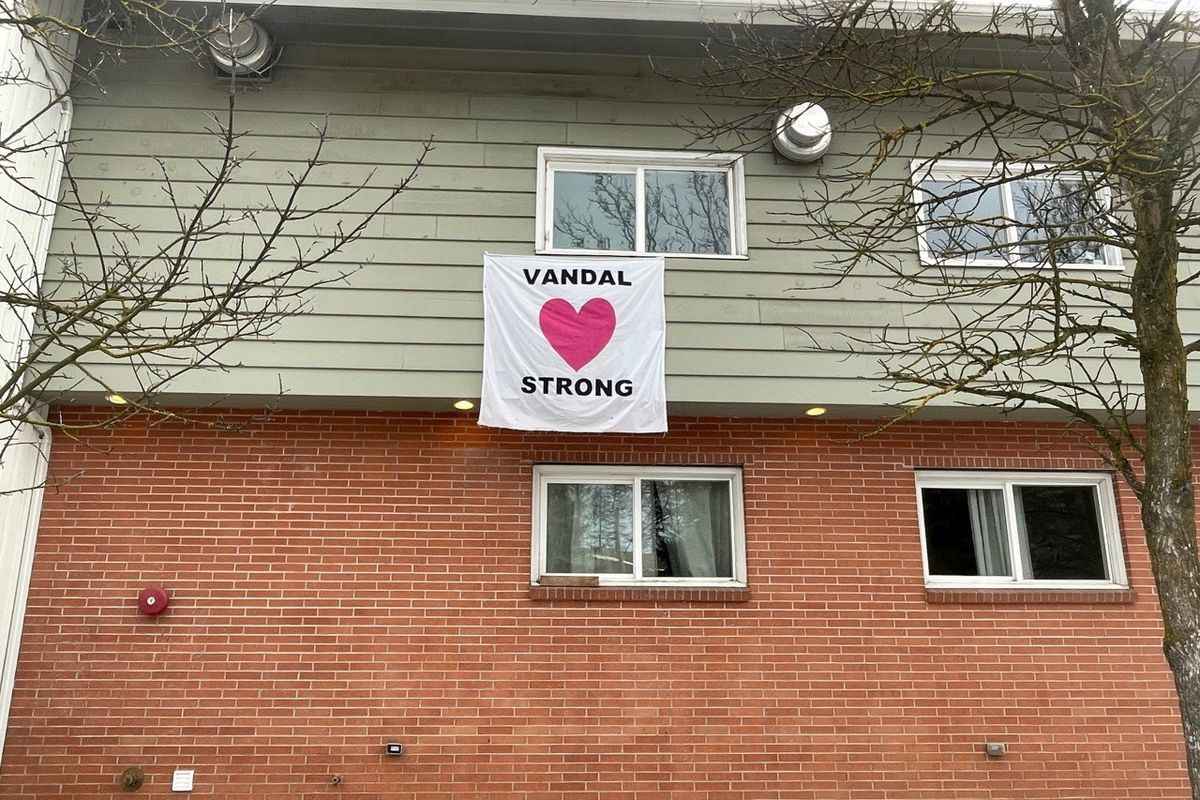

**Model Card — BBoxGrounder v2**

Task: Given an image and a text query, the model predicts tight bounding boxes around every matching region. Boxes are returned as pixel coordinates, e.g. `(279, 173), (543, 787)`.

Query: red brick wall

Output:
(0, 411), (1189, 799)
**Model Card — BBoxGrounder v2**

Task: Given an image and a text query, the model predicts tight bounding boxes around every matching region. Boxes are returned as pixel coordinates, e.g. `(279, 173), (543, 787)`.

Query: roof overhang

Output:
(170, 0), (784, 24)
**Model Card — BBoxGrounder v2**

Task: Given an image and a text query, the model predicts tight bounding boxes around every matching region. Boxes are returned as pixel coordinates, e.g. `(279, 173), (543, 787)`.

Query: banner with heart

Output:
(480, 253), (667, 433)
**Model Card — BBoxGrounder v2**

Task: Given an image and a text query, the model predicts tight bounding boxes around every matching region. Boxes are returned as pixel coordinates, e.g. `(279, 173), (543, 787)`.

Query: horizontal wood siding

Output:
(44, 49), (1200, 414)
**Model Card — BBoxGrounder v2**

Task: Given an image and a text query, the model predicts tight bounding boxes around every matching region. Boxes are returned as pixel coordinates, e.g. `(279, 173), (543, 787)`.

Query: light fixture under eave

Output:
(805, 406), (827, 417)
(453, 400), (476, 411)
(105, 393), (128, 405)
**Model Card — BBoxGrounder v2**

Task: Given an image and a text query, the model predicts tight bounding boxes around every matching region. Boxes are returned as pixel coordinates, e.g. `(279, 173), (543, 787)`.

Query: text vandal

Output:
(522, 269), (633, 286)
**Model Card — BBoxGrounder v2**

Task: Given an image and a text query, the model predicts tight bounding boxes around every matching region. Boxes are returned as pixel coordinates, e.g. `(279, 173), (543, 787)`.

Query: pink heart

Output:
(538, 298), (616, 372)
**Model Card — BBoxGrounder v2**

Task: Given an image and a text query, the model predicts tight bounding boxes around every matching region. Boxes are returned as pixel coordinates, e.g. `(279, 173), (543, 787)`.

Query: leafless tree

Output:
(690, 0), (1200, 792)
(0, 0), (428, 451)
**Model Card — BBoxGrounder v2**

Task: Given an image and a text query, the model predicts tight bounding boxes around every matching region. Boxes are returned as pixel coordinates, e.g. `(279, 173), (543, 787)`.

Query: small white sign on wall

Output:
(171, 769), (194, 792)
(480, 253), (667, 433)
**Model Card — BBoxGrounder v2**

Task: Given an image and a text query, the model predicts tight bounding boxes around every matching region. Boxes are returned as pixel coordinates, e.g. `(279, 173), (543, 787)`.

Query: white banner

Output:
(479, 253), (667, 433)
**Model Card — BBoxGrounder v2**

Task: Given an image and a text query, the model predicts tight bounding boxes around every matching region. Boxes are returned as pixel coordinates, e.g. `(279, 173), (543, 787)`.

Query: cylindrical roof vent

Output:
(773, 102), (832, 163)
(208, 15), (274, 76)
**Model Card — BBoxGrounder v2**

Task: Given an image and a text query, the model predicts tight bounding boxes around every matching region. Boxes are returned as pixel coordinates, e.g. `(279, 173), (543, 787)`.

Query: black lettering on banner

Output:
(520, 376), (638, 397)
(520, 268), (633, 286)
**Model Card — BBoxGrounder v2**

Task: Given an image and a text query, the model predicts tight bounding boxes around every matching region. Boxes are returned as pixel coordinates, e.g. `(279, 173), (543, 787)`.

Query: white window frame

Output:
(532, 465), (747, 588)
(915, 470), (1128, 590)
(911, 159), (1124, 271)
(536, 146), (748, 259)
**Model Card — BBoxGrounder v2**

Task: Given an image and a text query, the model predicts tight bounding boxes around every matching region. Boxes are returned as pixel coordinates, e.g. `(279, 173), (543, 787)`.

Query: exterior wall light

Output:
(105, 393), (128, 405)
(773, 102), (832, 163)
(453, 400), (475, 411)
(805, 406), (827, 417)
(207, 14), (275, 77)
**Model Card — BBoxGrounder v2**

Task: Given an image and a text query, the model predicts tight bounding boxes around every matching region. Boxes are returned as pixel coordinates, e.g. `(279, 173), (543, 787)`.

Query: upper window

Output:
(536, 147), (747, 258)
(916, 471), (1127, 590)
(532, 465), (746, 587)
(912, 160), (1122, 270)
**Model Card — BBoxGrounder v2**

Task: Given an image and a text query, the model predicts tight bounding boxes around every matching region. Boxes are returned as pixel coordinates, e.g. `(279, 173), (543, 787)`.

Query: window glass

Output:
(552, 171), (635, 251)
(1014, 484), (1106, 580)
(539, 148), (745, 257)
(645, 170), (731, 255)
(545, 483), (633, 574)
(915, 165), (1119, 269)
(640, 479), (733, 578)
(921, 487), (1009, 576)
(1012, 178), (1109, 266)
(536, 467), (743, 586)
(920, 178), (1007, 263)
(917, 473), (1122, 587)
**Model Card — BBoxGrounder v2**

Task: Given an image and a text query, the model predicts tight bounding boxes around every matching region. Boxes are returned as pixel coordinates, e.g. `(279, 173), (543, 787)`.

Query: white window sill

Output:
(924, 579), (1129, 591)
(925, 585), (1136, 605)
(536, 575), (747, 590)
(535, 247), (750, 261)
(917, 258), (1126, 272)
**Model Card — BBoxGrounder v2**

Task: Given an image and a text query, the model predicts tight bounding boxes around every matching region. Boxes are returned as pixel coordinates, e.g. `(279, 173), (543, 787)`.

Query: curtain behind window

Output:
(642, 480), (732, 578)
(966, 488), (1009, 576)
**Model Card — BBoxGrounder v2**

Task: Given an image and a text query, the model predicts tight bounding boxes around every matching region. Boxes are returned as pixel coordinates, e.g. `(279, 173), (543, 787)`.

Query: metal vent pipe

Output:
(207, 15), (274, 75)
(773, 102), (832, 162)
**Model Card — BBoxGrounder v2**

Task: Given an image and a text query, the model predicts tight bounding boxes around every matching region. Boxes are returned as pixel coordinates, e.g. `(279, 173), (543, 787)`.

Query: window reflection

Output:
(920, 178), (1008, 263)
(551, 167), (733, 255)
(545, 483), (634, 574)
(1012, 178), (1108, 266)
(646, 170), (731, 255)
(641, 480), (733, 577)
(552, 171), (635, 251)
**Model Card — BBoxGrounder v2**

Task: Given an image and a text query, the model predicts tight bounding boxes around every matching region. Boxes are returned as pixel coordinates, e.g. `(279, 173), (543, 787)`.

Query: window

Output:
(916, 471), (1127, 589)
(536, 147), (747, 258)
(532, 466), (746, 587)
(912, 160), (1122, 269)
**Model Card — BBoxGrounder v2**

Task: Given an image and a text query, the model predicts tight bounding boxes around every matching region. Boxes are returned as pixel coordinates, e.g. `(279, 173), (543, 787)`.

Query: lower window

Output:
(533, 466), (746, 587)
(916, 471), (1127, 589)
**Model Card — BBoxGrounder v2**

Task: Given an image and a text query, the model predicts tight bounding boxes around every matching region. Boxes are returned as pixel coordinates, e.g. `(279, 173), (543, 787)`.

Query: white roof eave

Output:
(166, 0), (1026, 25)
(167, 0), (781, 23)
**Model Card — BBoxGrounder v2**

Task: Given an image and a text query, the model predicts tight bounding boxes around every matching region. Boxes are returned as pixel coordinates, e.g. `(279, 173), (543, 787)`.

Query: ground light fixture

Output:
(453, 400), (475, 411)
(805, 406), (827, 417)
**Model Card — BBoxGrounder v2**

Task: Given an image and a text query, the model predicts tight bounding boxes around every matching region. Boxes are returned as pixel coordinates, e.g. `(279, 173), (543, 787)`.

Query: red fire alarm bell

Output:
(137, 587), (170, 616)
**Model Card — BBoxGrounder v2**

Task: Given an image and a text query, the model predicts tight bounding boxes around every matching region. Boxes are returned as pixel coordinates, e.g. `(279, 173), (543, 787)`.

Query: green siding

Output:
(43, 48), (1200, 415)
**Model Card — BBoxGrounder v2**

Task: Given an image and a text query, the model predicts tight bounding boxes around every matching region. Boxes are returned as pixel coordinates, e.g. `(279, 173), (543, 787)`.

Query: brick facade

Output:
(0, 410), (1188, 799)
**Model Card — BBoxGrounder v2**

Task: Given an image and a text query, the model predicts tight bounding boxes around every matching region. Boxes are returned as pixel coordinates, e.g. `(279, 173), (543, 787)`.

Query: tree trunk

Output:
(1130, 191), (1200, 799)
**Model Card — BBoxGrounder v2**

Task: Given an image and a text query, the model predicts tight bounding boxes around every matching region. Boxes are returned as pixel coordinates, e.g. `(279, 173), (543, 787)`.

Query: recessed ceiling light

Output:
(805, 406), (827, 417)
(105, 393), (128, 405)
(453, 399), (475, 411)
